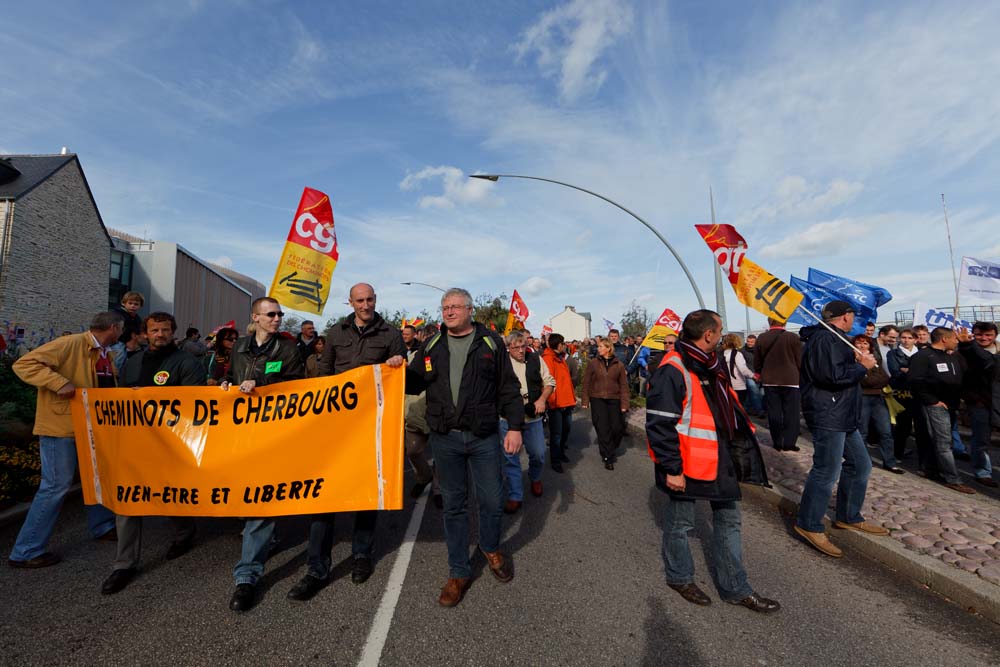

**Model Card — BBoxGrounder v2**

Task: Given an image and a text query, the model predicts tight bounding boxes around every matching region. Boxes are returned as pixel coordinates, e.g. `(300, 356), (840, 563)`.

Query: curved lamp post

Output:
(400, 281), (446, 293)
(469, 174), (705, 308)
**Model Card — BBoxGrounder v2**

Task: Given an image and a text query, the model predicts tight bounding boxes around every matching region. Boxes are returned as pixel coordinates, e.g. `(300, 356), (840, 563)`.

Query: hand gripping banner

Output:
(269, 187), (339, 315)
(71, 364), (404, 517)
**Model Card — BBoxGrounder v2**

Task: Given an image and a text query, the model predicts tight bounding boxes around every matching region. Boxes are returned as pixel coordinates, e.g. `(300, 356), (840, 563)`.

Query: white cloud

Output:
(514, 0), (633, 103)
(518, 276), (553, 297)
(741, 176), (864, 226)
(399, 166), (496, 209)
(758, 219), (864, 260)
(207, 255), (233, 268)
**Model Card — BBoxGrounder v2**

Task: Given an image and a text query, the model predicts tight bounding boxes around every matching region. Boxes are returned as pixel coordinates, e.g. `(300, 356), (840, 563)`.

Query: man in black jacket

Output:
(101, 312), (206, 595)
(287, 283), (406, 601)
(795, 301), (886, 559)
(222, 297), (305, 612)
(646, 309), (778, 613)
(910, 326), (976, 494)
(959, 322), (998, 488)
(406, 287), (523, 608)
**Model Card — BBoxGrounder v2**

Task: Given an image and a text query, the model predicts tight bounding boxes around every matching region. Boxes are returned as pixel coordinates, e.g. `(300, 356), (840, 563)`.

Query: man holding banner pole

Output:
(406, 287), (523, 608)
(288, 283), (406, 602)
(221, 296), (305, 612)
(101, 312), (206, 595)
(795, 301), (888, 558)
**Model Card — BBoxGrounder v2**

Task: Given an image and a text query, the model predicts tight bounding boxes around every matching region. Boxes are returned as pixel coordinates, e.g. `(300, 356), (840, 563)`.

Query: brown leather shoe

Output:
(480, 548), (513, 583)
(668, 582), (711, 606)
(503, 499), (522, 514)
(945, 483), (977, 495)
(793, 525), (843, 558)
(8, 552), (61, 569)
(438, 578), (471, 607)
(531, 481), (543, 497)
(833, 520), (889, 536)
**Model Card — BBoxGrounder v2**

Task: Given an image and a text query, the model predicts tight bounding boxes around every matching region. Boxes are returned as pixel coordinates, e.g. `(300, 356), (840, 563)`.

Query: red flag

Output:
(694, 224), (747, 286)
(503, 290), (530, 335)
(490, 322), (497, 331)
(654, 308), (682, 331)
(541, 325), (553, 335)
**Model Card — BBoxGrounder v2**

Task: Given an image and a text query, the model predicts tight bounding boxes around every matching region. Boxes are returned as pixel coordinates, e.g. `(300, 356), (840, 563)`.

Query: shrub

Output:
(0, 440), (41, 508)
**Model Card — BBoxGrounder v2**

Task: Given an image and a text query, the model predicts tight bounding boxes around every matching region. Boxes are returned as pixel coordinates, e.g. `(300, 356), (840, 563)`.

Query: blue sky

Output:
(5, 0), (1000, 333)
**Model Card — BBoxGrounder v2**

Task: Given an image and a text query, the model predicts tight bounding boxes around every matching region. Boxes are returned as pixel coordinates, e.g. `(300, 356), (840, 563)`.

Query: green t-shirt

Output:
(447, 332), (475, 407)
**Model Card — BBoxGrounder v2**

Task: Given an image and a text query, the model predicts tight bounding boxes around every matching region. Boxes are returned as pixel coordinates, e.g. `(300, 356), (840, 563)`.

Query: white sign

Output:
(958, 256), (1000, 299)
(912, 302), (972, 331)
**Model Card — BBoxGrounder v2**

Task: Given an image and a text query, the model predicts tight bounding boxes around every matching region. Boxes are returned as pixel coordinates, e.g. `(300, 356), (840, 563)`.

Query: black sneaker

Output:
(352, 557), (374, 584)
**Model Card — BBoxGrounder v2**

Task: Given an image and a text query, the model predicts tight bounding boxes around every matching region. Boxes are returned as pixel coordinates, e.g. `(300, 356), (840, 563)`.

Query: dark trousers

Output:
(894, 396), (930, 460)
(549, 406), (573, 461)
(306, 511), (377, 580)
(914, 402), (938, 474)
(764, 386), (800, 450)
(590, 398), (624, 460)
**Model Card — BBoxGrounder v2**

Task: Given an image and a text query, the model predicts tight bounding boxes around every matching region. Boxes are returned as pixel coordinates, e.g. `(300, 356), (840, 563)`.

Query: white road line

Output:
(357, 488), (429, 667)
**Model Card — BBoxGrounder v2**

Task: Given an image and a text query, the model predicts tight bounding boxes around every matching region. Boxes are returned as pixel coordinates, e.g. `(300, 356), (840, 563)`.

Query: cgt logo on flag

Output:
(268, 187), (339, 315)
(695, 224), (748, 285)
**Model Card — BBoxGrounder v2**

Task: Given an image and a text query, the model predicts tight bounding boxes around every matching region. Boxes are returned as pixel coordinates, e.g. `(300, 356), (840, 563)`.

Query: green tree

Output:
(473, 292), (509, 332)
(620, 300), (653, 339)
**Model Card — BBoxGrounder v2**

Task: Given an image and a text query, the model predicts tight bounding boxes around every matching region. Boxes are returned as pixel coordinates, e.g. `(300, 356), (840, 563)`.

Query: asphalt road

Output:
(4, 413), (1000, 666)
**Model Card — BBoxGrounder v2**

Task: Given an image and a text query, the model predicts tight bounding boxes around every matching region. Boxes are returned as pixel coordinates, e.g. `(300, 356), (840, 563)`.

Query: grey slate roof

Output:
(578, 311), (592, 321)
(0, 153), (112, 246)
(0, 154), (75, 200)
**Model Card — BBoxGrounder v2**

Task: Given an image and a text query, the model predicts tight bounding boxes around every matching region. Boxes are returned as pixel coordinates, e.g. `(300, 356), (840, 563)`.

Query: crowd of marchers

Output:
(6, 286), (996, 617)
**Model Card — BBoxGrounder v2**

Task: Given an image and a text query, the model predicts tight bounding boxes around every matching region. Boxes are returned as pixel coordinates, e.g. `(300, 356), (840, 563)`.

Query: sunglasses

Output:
(261, 311), (285, 319)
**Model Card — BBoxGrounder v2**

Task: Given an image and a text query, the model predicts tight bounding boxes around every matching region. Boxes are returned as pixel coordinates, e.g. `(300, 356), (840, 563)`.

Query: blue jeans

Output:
(305, 511), (377, 580)
(925, 406), (962, 485)
(9, 436), (115, 561)
(548, 407), (573, 461)
(951, 422), (967, 454)
(233, 518), (275, 585)
(796, 429), (873, 533)
(744, 378), (764, 414)
(860, 394), (897, 469)
(662, 497), (752, 601)
(967, 405), (995, 480)
(500, 418), (546, 501)
(430, 430), (504, 579)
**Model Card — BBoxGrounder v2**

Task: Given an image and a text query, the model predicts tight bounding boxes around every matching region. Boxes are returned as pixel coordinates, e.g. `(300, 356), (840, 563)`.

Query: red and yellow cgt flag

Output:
(640, 307), (682, 350)
(401, 318), (425, 328)
(269, 187), (339, 315)
(694, 223), (748, 286)
(503, 290), (530, 335)
(734, 258), (803, 323)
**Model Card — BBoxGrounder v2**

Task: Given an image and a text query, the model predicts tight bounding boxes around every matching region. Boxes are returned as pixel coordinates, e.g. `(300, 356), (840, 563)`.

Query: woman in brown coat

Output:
(583, 338), (631, 470)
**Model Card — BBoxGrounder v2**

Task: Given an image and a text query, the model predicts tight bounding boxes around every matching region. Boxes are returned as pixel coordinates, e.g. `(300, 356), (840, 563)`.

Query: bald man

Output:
(288, 283), (406, 601)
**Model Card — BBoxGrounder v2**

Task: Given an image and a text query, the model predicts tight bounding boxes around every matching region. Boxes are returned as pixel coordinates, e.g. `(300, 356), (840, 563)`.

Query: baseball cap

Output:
(821, 300), (855, 319)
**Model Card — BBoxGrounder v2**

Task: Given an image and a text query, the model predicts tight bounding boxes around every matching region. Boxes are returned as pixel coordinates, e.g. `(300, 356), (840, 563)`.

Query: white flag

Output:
(959, 256), (1000, 299)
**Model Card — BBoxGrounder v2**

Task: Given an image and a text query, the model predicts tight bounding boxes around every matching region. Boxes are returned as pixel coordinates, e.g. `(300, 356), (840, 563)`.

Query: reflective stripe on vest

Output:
(661, 351), (719, 482)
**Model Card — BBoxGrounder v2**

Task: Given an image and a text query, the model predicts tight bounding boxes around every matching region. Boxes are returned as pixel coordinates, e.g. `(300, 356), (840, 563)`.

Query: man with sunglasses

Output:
(222, 297), (305, 612)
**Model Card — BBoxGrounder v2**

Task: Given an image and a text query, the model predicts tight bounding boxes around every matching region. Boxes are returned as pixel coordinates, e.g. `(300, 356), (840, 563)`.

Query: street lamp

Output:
(469, 174), (706, 308)
(400, 281), (446, 293)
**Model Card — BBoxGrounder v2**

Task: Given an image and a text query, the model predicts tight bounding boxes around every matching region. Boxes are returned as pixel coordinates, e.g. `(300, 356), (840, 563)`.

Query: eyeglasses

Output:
(261, 311), (284, 319)
(441, 305), (469, 313)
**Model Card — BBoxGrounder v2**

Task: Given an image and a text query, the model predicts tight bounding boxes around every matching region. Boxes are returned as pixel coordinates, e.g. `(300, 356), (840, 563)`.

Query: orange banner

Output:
(269, 187), (339, 315)
(71, 365), (404, 517)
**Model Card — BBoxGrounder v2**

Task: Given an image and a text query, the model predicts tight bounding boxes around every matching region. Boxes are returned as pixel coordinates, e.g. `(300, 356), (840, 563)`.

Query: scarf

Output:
(676, 339), (737, 439)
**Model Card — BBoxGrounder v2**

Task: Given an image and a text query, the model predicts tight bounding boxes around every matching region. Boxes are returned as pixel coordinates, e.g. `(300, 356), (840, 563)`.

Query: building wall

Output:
(173, 247), (251, 332)
(0, 161), (110, 346)
(550, 308), (591, 341)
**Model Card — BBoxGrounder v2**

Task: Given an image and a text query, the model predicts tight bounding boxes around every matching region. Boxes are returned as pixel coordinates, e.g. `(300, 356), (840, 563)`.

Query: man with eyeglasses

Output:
(287, 283), (406, 602)
(222, 296), (305, 612)
(406, 288), (524, 607)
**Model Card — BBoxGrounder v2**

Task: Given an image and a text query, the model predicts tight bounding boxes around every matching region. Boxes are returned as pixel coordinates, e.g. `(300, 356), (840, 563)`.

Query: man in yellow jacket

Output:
(8, 311), (124, 568)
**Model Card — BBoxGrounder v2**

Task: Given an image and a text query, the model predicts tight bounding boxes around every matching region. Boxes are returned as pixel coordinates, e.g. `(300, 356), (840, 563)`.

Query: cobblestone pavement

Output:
(626, 409), (1000, 589)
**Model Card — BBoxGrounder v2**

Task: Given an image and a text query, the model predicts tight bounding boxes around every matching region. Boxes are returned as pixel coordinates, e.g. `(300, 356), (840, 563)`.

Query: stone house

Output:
(0, 154), (112, 347)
